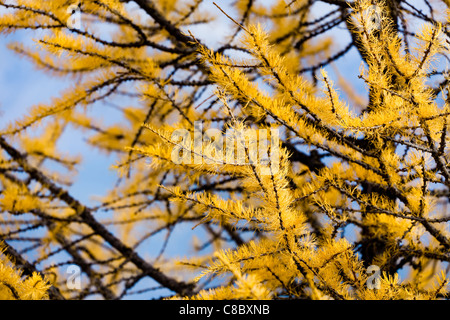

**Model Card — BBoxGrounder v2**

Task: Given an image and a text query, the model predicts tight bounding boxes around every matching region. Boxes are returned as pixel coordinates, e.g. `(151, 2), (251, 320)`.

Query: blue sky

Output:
(0, 1), (366, 206)
(0, 0), (441, 299)
(0, 0), (373, 299)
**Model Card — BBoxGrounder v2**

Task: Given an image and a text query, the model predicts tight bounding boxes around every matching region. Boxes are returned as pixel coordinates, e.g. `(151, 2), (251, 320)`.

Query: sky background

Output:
(0, 0), (440, 299)
(0, 0), (366, 207)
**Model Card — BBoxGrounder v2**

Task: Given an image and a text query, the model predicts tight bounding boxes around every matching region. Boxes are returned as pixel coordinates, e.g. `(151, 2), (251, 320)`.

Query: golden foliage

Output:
(0, 0), (450, 300)
(0, 244), (50, 300)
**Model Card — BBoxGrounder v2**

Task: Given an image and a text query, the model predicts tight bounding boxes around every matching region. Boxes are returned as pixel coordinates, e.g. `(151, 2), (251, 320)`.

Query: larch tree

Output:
(0, 0), (450, 300)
